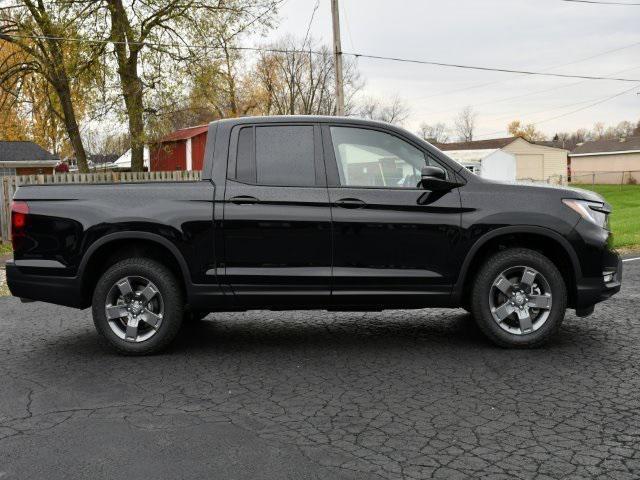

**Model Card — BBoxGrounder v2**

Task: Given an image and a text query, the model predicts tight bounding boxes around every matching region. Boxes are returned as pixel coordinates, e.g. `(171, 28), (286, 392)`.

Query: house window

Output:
(0, 167), (16, 176)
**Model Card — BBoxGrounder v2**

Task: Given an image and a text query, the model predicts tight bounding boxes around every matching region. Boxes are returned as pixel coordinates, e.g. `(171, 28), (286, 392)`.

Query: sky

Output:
(255, 0), (640, 140)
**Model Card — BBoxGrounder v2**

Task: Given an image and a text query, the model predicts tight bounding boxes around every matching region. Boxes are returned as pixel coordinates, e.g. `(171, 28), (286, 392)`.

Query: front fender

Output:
(451, 225), (581, 302)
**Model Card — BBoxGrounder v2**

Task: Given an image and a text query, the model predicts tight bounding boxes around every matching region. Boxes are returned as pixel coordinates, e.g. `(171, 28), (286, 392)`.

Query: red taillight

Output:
(11, 201), (29, 249)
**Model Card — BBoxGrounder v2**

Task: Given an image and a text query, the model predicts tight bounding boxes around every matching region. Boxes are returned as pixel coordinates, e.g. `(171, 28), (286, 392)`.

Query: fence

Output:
(569, 170), (640, 186)
(0, 171), (202, 242)
(516, 175), (567, 185)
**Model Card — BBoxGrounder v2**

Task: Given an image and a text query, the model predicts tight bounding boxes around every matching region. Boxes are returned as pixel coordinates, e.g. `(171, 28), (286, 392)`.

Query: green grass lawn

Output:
(573, 184), (640, 250)
(0, 242), (12, 256)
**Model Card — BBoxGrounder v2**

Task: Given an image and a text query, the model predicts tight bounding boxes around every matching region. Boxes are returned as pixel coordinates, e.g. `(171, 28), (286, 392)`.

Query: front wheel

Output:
(470, 248), (567, 348)
(92, 258), (184, 355)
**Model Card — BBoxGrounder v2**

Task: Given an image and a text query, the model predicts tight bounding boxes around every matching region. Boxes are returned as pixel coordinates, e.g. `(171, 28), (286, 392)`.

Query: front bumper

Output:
(5, 260), (84, 309)
(574, 250), (622, 309)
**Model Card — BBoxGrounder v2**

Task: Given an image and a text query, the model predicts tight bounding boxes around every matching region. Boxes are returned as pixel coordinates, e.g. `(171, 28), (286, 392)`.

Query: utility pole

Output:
(331, 0), (345, 116)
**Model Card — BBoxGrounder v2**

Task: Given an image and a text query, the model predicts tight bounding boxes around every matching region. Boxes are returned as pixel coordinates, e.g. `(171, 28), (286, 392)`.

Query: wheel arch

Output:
(78, 232), (192, 308)
(454, 226), (581, 307)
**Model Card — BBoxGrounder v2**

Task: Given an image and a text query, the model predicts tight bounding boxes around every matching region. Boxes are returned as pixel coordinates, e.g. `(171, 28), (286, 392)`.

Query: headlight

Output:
(562, 199), (609, 227)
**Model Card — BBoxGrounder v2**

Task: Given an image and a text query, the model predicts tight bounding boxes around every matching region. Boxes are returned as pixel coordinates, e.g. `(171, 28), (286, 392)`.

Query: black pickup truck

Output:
(7, 116), (621, 354)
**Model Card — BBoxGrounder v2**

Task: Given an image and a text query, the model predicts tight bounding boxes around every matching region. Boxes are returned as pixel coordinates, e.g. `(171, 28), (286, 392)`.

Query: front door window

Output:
(329, 127), (444, 188)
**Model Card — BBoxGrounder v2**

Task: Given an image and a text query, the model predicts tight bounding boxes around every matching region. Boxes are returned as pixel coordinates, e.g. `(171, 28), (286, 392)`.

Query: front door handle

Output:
(229, 195), (259, 205)
(335, 198), (366, 209)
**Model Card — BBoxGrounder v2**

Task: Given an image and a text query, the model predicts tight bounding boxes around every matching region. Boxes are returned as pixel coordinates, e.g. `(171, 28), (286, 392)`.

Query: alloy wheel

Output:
(488, 266), (552, 335)
(104, 276), (164, 342)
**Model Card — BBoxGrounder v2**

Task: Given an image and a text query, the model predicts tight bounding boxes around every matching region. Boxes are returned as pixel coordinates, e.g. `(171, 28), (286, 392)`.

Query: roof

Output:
(0, 141), (58, 163)
(114, 147), (150, 169)
(535, 140), (566, 149)
(433, 137), (519, 151)
(160, 125), (209, 143)
(445, 148), (514, 164)
(89, 154), (119, 164)
(570, 136), (640, 156)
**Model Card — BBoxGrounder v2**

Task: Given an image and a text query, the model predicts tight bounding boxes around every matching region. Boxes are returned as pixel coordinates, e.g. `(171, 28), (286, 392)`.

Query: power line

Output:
(476, 83), (639, 138)
(302, 0), (319, 46)
(346, 51), (640, 83)
(340, 0), (356, 50)
(531, 84), (639, 125)
(423, 64), (640, 117)
(3, 32), (640, 83)
(414, 40), (640, 102)
(561, 0), (640, 5)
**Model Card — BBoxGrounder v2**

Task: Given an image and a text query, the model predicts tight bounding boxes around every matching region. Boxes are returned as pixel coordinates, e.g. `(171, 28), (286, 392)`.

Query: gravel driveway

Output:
(0, 261), (638, 479)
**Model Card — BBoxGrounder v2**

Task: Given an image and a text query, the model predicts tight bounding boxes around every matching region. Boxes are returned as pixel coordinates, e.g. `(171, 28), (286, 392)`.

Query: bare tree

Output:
(507, 120), (546, 142)
(454, 106), (477, 142)
(416, 122), (449, 143)
(252, 36), (362, 116)
(356, 95), (409, 125)
(591, 122), (606, 140)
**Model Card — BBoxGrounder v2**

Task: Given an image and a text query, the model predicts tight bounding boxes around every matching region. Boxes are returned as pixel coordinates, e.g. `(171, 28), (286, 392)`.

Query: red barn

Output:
(150, 124), (208, 172)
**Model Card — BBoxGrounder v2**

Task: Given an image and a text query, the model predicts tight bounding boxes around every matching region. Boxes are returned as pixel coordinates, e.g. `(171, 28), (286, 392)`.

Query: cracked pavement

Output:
(0, 261), (639, 479)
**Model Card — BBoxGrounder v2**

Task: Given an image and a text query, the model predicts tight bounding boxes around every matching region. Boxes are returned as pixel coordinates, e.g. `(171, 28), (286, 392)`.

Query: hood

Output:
(469, 175), (606, 204)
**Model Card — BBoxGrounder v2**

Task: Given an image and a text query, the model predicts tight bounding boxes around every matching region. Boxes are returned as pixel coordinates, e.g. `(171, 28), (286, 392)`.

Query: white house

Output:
(445, 148), (517, 182)
(436, 137), (568, 183)
(113, 147), (150, 171)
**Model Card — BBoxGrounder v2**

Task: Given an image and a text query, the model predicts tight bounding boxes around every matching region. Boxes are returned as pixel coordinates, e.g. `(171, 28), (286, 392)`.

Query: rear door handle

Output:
(229, 195), (259, 205)
(335, 198), (366, 209)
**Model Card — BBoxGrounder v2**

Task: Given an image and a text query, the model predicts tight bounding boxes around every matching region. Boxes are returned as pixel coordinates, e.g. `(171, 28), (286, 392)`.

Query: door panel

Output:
(223, 181), (332, 298)
(329, 187), (462, 296)
(323, 124), (463, 303)
(221, 123), (331, 305)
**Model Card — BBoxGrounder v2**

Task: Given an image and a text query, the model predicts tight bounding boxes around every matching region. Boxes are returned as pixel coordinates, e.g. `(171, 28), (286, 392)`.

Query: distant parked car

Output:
(6, 116), (621, 354)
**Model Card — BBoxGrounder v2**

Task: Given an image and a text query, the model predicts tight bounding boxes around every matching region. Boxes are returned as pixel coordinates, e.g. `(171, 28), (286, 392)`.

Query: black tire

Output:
(470, 248), (567, 348)
(92, 257), (184, 355)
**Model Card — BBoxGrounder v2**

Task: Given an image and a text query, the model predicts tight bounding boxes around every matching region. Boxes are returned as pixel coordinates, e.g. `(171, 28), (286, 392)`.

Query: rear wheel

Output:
(92, 258), (184, 355)
(471, 248), (566, 348)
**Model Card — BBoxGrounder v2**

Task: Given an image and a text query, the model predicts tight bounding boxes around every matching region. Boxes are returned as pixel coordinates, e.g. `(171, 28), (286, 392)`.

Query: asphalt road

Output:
(1, 261), (639, 480)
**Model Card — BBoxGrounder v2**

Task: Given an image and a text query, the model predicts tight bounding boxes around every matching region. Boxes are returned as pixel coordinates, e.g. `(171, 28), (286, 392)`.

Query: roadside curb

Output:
(621, 251), (640, 261)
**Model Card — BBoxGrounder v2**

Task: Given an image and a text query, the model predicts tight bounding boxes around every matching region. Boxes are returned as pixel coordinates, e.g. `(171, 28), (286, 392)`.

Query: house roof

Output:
(0, 141), (58, 163)
(570, 136), (640, 156)
(535, 140), (566, 149)
(434, 137), (518, 151)
(160, 125), (209, 143)
(445, 148), (506, 164)
(89, 154), (119, 164)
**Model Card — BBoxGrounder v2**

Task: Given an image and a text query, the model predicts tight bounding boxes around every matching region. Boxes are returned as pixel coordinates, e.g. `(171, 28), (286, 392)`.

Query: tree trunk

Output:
(47, 40), (90, 173)
(108, 0), (145, 172)
(55, 80), (89, 173)
(121, 65), (145, 172)
(223, 44), (238, 117)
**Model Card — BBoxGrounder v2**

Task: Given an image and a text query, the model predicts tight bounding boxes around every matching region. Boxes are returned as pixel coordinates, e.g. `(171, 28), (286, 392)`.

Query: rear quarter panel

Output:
(13, 181), (215, 284)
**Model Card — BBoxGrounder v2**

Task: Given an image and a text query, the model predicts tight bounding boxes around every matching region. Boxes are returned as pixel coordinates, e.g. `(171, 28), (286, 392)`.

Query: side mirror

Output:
(420, 166), (454, 191)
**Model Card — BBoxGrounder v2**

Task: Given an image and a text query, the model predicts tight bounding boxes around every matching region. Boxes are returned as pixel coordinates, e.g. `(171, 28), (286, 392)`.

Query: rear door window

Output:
(233, 125), (317, 187)
(255, 126), (316, 187)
